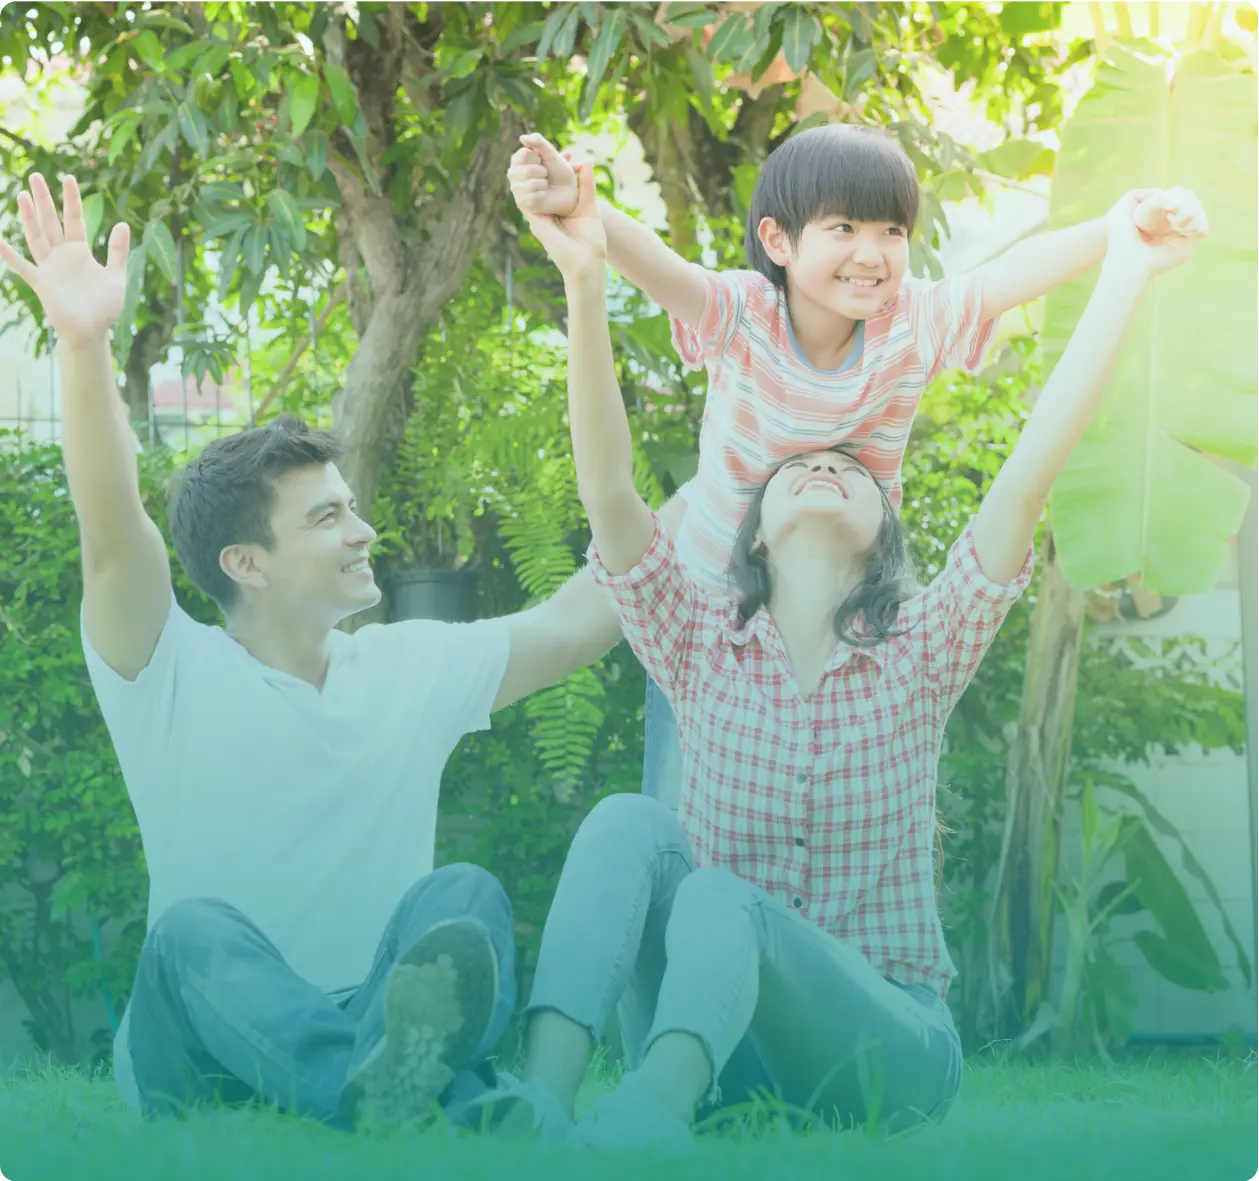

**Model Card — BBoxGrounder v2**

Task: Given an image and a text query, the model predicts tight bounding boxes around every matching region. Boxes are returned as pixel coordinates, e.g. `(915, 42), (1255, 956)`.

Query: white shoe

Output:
(458, 1070), (574, 1144)
(568, 1072), (694, 1154)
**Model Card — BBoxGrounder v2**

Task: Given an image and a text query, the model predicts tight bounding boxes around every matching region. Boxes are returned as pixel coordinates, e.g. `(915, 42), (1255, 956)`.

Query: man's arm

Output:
(492, 489), (691, 713)
(0, 175), (171, 680)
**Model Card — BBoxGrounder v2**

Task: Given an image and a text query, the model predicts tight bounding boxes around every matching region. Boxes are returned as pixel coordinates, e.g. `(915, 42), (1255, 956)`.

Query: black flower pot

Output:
(386, 567), (478, 623)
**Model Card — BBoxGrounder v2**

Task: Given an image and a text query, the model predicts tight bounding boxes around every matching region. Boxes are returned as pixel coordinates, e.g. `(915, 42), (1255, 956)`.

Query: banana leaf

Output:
(1043, 43), (1257, 594)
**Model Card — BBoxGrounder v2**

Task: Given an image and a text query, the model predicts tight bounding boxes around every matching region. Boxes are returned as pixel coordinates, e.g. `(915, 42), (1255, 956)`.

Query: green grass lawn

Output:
(1, 1049), (1255, 1181)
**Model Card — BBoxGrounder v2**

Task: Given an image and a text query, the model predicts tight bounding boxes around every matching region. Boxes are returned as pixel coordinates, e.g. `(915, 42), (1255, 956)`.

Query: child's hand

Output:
(1104, 190), (1201, 279)
(1133, 187), (1209, 241)
(508, 133), (579, 219)
(524, 160), (607, 283)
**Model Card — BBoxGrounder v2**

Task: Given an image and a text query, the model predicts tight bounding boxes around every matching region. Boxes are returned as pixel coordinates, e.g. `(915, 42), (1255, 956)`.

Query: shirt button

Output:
(795, 773), (807, 785)
(794, 837), (804, 847)
(793, 896), (804, 909)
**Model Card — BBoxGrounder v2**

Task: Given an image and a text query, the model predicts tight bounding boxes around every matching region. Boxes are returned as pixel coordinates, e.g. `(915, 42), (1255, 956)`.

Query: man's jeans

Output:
(127, 862), (516, 1127)
(527, 794), (963, 1132)
(642, 677), (682, 810)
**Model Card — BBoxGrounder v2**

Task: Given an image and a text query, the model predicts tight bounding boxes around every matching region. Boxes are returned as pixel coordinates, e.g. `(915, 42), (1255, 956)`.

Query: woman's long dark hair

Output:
(727, 446), (919, 645)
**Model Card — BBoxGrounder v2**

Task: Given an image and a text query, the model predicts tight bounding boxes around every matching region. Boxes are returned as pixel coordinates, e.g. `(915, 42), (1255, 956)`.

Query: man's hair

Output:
(167, 415), (342, 613)
(744, 123), (920, 290)
(727, 445), (919, 645)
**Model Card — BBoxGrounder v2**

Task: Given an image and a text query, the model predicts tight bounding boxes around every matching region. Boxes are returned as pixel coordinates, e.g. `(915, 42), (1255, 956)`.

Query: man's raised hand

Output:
(0, 174), (130, 349)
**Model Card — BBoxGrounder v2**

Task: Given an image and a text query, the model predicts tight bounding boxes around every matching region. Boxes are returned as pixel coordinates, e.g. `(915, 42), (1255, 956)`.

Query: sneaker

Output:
(340, 916), (499, 1131)
(568, 1071), (694, 1154)
(454, 1070), (574, 1144)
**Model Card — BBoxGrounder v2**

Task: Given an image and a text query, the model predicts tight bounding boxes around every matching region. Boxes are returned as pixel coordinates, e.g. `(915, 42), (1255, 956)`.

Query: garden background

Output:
(0, 0), (1256, 1090)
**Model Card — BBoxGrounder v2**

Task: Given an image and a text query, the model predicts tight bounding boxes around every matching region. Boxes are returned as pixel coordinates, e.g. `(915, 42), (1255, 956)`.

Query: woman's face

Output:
(756, 448), (886, 559)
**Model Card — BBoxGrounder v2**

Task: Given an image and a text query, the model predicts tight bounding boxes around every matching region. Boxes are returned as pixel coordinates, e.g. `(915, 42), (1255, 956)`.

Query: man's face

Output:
(765, 213), (911, 319)
(224, 462), (380, 623)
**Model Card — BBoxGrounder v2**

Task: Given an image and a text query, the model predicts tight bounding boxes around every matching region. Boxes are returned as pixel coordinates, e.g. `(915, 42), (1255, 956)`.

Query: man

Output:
(0, 173), (683, 1130)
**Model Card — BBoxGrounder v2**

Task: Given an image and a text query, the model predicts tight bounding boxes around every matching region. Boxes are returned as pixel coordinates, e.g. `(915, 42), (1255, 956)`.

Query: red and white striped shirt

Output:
(671, 268), (996, 592)
(590, 513), (1033, 996)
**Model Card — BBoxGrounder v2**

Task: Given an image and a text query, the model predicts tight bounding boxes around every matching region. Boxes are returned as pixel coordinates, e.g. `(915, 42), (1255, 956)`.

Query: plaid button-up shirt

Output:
(590, 513), (1034, 997)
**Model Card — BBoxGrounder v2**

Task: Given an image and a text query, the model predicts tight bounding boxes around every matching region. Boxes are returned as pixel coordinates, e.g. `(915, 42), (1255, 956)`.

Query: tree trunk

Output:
(987, 531), (1087, 1039)
(121, 320), (169, 435)
(330, 113), (523, 532)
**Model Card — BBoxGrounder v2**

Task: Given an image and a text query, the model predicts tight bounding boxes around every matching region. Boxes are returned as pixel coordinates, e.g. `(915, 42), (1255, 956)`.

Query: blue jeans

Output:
(642, 676), (682, 810)
(127, 863), (516, 1127)
(528, 794), (963, 1131)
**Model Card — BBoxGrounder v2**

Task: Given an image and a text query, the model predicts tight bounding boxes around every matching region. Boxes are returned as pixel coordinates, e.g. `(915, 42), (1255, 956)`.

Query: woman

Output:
(482, 169), (1199, 1150)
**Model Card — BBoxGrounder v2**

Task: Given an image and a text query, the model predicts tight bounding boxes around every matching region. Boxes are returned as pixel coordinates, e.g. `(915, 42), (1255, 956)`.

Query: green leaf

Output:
(1123, 824), (1225, 989)
(229, 57), (254, 96)
(356, 8), (380, 48)
(501, 20), (546, 54)
(244, 224), (267, 275)
(219, 84), (240, 134)
(164, 39), (211, 73)
(268, 223), (292, 281)
(137, 10), (194, 34)
(238, 267), (264, 318)
(131, 29), (165, 73)
(323, 62), (359, 125)
(306, 129), (328, 180)
(217, 225), (247, 300)
(265, 190), (306, 250)
(447, 48), (484, 80)
(630, 11), (675, 49)
(685, 43), (715, 108)
(734, 30), (772, 76)
(199, 181), (245, 206)
(143, 220), (180, 285)
(1044, 47), (1256, 595)
(581, 9), (628, 120)
(781, 7), (821, 74)
(662, 4), (717, 27)
(999, 1), (1061, 35)
(107, 117), (139, 165)
(81, 194), (105, 246)
(199, 210), (254, 238)
(178, 103), (211, 158)
(707, 14), (752, 63)
(1132, 929), (1228, 991)
(978, 137), (1056, 181)
(112, 240), (147, 365)
(537, 4), (577, 59)
(1103, 775), (1253, 987)
(843, 47), (878, 100)
(288, 72), (321, 137)
(196, 42), (231, 78)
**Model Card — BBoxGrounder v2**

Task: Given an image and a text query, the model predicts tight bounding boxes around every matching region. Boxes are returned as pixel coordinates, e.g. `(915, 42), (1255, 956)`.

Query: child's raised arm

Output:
(972, 188), (1207, 322)
(509, 133), (707, 325)
(522, 161), (657, 574)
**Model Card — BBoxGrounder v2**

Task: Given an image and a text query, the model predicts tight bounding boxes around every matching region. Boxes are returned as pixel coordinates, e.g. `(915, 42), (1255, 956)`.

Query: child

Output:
(507, 125), (1205, 805)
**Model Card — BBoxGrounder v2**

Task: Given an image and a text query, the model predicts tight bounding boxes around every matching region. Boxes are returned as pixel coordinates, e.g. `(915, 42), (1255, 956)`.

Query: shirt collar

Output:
(721, 603), (888, 673)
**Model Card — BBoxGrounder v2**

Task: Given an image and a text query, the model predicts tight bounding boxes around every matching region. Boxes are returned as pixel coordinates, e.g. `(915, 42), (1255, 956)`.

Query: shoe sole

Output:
(342, 916), (498, 1130)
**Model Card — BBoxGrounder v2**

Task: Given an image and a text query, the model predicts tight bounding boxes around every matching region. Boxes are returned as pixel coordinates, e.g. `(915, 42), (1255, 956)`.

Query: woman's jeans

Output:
(527, 794), (963, 1132)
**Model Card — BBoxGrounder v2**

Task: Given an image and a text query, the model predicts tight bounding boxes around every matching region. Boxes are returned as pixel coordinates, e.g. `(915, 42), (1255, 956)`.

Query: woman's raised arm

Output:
(971, 190), (1202, 584)
(524, 163), (656, 575)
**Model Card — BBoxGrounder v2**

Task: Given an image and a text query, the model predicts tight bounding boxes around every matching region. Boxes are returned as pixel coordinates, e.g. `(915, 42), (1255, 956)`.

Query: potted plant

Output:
(373, 392), (479, 624)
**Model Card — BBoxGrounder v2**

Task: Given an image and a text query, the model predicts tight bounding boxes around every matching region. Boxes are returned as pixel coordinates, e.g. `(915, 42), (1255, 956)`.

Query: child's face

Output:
(763, 214), (910, 318)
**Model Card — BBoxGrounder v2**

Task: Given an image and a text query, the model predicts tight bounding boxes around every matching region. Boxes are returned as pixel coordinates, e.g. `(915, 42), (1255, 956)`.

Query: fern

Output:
(522, 666), (607, 802)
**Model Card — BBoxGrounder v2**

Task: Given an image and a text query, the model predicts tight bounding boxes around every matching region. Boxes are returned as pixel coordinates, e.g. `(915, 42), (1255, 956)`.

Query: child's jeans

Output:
(641, 676), (683, 810)
(526, 793), (963, 1131)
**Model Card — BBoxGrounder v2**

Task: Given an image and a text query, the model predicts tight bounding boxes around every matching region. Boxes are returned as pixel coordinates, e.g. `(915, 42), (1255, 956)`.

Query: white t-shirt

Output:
(81, 598), (510, 1108)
